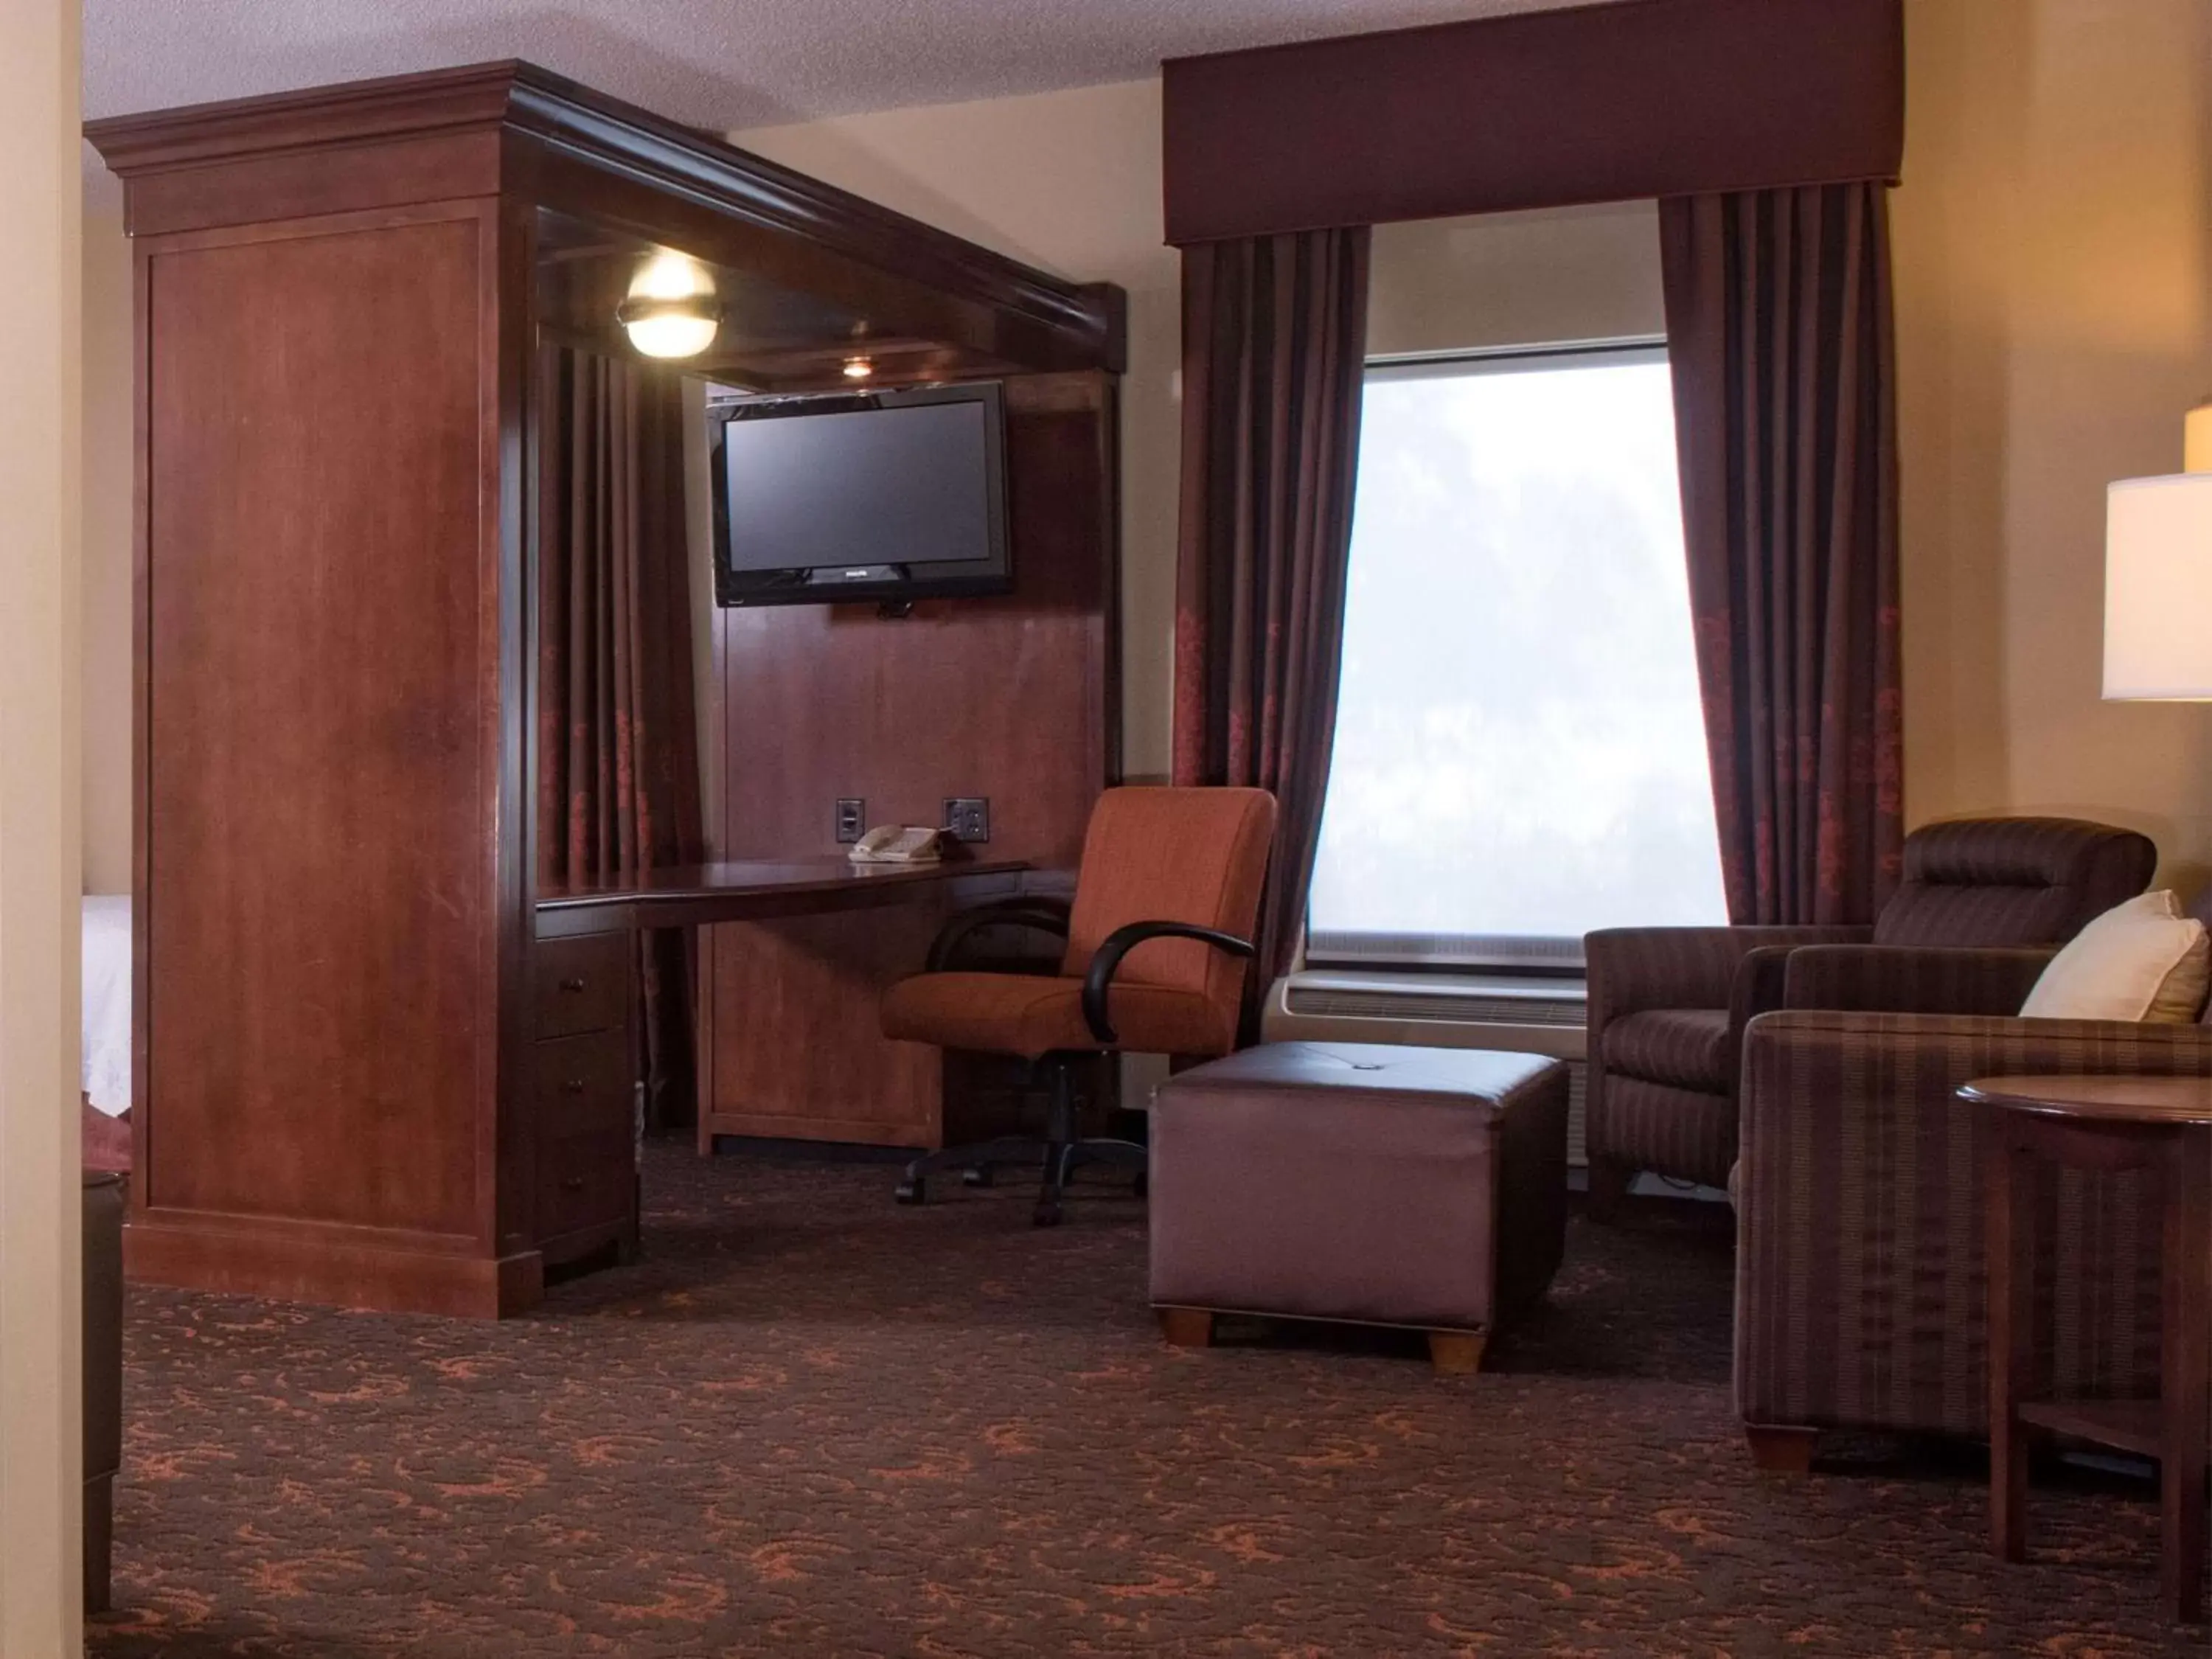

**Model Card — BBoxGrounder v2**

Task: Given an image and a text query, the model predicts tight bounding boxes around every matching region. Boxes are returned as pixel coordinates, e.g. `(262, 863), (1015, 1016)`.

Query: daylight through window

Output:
(1307, 346), (1728, 969)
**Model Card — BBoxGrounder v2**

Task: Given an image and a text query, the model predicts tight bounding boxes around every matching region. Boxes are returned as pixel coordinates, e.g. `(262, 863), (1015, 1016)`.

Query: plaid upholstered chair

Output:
(1583, 818), (2156, 1209)
(1733, 983), (2205, 1470)
(883, 786), (1276, 1227)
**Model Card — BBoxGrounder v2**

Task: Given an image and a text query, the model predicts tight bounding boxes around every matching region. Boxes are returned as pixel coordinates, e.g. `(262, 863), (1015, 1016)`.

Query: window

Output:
(1307, 344), (1727, 970)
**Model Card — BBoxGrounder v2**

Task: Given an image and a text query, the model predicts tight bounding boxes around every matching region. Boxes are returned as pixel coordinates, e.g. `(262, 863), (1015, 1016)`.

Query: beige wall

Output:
(737, 81), (1185, 777)
(1894, 0), (2212, 884)
(2, 0), (86, 1646)
(82, 164), (131, 895)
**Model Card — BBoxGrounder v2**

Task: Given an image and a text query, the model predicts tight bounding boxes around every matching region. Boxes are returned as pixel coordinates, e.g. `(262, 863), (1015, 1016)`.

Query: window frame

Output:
(1305, 335), (1716, 975)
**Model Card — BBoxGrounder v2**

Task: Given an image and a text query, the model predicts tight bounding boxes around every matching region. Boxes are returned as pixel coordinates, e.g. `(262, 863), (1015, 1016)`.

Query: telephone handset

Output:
(848, 824), (950, 865)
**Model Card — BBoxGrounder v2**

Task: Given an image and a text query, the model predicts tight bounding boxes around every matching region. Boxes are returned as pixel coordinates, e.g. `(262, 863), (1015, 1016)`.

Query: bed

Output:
(82, 894), (131, 1169)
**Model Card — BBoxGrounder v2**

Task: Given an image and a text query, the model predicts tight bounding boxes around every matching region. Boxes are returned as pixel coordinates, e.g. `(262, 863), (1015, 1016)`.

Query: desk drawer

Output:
(534, 933), (630, 1039)
(538, 1127), (635, 1240)
(531, 1029), (634, 1140)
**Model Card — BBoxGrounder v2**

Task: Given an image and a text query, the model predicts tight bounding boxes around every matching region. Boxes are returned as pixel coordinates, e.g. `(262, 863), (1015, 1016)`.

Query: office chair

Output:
(882, 786), (1276, 1225)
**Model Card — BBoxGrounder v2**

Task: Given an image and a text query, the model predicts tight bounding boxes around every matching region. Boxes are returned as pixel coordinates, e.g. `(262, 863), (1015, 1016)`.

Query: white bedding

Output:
(82, 895), (131, 1118)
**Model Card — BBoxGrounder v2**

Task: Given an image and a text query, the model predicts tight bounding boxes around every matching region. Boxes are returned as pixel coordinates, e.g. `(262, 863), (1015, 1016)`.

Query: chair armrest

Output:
(1081, 922), (1255, 1043)
(1735, 1009), (2206, 1436)
(1780, 945), (2056, 1017)
(1743, 1010), (2212, 1115)
(1585, 925), (1870, 1025)
(925, 897), (1071, 973)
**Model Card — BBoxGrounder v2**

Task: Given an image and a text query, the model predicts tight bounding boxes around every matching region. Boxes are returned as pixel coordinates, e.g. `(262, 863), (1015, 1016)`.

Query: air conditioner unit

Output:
(1262, 970), (1591, 1165)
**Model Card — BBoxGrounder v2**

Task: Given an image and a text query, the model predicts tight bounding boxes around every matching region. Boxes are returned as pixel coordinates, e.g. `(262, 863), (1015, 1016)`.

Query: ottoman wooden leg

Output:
(1745, 1423), (1819, 1475)
(1427, 1331), (1486, 1375)
(1158, 1307), (1214, 1349)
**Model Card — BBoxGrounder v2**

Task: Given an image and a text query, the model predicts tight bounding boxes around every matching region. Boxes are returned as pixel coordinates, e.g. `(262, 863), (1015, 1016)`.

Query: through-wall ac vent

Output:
(1304, 931), (1589, 970)
(1281, 987), (1587, 1026)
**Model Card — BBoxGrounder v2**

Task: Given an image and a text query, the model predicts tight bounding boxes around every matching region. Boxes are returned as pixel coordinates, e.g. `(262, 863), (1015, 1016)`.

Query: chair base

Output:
(1585, 1158), (1633, 1222)
(895, 1054), (1144, 1226)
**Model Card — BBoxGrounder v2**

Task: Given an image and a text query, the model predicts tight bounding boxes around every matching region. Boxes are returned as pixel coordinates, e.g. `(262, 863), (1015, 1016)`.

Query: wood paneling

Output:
(700, 372), (1119, 1150)
(142, 209), (495, 1238)
(701, 903), (950, 1150)
(717, 372), (1117, 872)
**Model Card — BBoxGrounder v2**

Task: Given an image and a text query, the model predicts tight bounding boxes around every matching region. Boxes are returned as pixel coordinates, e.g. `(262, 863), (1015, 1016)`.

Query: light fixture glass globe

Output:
(625, 310), (720, 359)
(621, 250), (720, 359)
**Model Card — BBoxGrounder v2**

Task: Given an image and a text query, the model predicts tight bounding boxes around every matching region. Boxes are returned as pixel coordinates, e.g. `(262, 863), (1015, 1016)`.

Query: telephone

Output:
(848, 824), (950, 865)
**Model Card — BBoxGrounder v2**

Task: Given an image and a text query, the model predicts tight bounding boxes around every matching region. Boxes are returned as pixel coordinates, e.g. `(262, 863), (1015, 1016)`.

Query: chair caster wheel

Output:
(1132, 1171), (1148, 1199)
(1032, 1202), (1062, 1228)
(894, 1178), (925, 1206)
(961, 1166), (993, 1188)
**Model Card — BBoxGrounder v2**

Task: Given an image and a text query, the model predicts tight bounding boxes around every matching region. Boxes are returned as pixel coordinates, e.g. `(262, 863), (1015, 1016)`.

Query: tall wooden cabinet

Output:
(88, 63), (1124, 1316)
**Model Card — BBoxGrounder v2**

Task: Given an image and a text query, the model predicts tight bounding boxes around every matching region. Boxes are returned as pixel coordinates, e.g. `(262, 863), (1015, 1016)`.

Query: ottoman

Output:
(1149, 1041), (1569, 1373)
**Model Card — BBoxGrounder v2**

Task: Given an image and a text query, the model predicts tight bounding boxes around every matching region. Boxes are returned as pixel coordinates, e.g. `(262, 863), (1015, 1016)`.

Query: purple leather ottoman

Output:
(1149, 1041), (1569, 1373)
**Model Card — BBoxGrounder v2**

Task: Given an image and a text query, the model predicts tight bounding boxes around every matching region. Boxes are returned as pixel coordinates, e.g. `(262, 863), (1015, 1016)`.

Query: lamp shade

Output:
(2105, 471), (2212, 699)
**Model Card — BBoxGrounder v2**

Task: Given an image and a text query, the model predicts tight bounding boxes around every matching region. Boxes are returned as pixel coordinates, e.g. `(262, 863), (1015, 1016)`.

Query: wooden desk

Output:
(1964, 1074), (2211, 1626)
(535, 858), (1029, 937)
(537, 855), (1036, 1178)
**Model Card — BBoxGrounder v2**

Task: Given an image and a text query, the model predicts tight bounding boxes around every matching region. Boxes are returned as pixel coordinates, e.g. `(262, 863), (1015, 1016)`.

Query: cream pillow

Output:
(2019, 889), (2210, 1023)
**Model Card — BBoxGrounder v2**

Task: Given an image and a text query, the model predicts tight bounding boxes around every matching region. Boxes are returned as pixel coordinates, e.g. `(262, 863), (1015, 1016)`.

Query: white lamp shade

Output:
(2105, 472), (2212, 699)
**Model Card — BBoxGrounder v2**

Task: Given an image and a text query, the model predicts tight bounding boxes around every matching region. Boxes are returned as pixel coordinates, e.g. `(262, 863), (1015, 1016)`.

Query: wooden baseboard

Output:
(125, 1218), (542, 1318)
(700, 1110), (933, 1150)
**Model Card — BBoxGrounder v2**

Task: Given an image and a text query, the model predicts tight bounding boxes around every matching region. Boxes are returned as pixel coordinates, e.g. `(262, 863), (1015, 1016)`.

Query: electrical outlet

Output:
(942, 797), (990, 844)
(835, 798), (866, 844)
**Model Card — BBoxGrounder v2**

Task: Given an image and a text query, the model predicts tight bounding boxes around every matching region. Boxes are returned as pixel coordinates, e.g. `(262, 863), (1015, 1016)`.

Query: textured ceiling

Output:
(83, 0), (1604, 129)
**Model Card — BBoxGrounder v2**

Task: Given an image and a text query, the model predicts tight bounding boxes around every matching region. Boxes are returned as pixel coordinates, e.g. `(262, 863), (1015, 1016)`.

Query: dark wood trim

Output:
(86, 60), (1122, 375)
(533, 861), (1029, 937)
(126, 1218), (542, 1317)
(698, 1110), (936, 1150)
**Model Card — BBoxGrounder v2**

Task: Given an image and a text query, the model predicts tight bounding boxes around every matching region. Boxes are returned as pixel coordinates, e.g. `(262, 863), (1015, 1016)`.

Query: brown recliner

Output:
(882, 786), (1276, 1226)
(1583, 816), (2157, 1205)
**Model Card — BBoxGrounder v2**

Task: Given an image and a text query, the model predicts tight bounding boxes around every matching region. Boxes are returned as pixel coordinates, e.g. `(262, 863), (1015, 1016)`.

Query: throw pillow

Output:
(2019, 889), (2209, 1023)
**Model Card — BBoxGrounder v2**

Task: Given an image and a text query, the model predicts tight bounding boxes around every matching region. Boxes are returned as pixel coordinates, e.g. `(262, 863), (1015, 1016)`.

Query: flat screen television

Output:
(708, 381), (1011, 608)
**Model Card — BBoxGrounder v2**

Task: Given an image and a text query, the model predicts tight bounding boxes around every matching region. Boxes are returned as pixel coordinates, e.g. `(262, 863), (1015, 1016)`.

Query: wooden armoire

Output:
(87, 63), (1124, 1316)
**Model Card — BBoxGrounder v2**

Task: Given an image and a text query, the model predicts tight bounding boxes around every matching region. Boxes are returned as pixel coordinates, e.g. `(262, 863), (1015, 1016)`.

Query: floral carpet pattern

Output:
(91, 1141), (2204, 1657)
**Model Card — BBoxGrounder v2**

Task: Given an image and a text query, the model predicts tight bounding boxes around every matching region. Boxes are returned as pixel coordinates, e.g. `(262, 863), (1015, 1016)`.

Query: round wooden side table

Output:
(1959, 1074), (2211, 1626)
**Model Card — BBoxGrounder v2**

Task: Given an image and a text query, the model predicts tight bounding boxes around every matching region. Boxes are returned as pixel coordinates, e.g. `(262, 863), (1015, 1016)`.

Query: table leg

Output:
(1987, 1131), (2033, 1563)
(2160, 1127), (2209, 1626)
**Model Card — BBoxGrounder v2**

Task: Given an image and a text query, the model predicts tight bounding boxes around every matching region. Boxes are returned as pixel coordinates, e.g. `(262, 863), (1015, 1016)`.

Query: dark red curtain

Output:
(538, 347), (706, 1122)
(1660, 183), (1904, 927)
(1172, 227), (1370, 992)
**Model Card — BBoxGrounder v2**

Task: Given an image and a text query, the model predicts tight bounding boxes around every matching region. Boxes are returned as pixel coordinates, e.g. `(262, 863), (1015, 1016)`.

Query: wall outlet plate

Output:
(835, 798), (866, 844)
(943, 797), (990, 843)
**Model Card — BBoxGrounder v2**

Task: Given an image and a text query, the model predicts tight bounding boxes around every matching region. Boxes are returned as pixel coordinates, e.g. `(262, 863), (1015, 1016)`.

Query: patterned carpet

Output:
(90, 1141), (2203, 1657)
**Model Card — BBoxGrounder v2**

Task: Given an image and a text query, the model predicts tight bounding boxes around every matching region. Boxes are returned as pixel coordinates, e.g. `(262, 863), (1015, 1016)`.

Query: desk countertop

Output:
(534, 856), (1032, 936)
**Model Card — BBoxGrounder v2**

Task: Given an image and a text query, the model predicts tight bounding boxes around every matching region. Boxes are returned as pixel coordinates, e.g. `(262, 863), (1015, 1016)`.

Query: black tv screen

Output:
(709, 382), (1011, 608)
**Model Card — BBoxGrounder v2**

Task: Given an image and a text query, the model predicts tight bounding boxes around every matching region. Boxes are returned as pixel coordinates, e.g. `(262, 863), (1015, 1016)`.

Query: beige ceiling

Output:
(83, 0), (1608, 128)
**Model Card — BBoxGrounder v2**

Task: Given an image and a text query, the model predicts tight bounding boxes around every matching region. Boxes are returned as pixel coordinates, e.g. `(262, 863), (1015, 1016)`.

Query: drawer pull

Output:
(560, 1175), (585, 1193)
(558, 977), (588, 992)
(563, 1077), (586, 1094)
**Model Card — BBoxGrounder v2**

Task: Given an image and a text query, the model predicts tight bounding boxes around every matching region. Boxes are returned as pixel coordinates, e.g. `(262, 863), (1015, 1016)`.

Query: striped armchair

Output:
(1735, 998), (2201, 1470)
(1584, 818), (2157, 1206)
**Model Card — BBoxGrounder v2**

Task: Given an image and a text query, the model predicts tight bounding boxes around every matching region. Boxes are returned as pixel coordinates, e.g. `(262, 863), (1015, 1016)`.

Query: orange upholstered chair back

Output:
(1060, 787), (1277, 1017)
